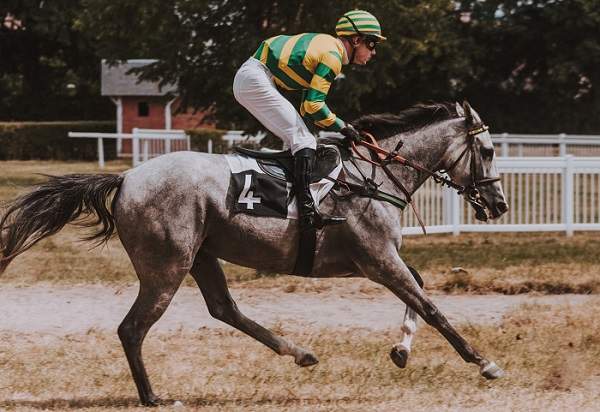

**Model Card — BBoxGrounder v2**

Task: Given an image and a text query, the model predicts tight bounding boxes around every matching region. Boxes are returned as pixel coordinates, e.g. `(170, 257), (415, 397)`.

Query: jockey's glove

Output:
(340, 124), (362, 145)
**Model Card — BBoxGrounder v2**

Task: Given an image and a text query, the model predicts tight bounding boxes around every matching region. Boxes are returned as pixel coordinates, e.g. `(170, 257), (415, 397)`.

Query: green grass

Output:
(401, 232), (593, 269)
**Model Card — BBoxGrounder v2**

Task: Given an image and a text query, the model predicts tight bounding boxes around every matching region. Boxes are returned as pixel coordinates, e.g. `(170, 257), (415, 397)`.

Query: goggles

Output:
(363, 35), (379, 51)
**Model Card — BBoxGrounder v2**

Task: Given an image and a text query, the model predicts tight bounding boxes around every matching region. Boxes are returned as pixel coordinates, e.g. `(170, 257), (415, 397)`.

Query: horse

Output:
(0, 101), (508, 406)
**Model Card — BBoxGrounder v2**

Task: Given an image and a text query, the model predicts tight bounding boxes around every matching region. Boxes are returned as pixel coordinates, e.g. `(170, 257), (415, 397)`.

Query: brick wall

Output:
(121, 97), (165, 154)
(118, 96), (213, 155)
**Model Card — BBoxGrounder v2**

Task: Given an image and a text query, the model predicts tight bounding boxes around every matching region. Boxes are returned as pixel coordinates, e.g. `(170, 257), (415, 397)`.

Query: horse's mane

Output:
(351, 102), (460, 140)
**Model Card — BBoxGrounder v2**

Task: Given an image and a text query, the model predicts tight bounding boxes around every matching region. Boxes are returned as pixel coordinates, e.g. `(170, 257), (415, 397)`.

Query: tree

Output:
(0, 0), (112, 120)
(458, 0), (600, 133)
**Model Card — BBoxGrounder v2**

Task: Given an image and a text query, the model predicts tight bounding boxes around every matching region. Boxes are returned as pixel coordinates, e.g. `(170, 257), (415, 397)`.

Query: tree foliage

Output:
(0, 0), (112, 120)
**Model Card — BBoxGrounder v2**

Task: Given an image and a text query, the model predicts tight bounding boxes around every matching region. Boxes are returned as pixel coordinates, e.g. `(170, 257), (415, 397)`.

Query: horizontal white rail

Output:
(222, 130), (265, 147)
(491, 133), (600, 157)
(68, 129), (189, 168)
(491, 133), (600, 143)
(320, 131), (600, 157)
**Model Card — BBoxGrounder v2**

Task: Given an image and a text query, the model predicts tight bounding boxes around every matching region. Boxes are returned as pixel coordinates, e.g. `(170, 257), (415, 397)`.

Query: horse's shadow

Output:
(0, 395), (342, 409)
(0, 397), (141, 409)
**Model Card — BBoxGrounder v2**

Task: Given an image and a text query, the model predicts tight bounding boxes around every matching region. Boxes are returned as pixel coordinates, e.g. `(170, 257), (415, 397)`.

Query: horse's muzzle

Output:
(488, 201), (509, 220)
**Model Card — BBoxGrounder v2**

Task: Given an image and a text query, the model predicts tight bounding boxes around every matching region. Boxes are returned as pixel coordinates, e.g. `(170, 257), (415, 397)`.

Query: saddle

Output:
(234, 145), (340, 183)
(233, 145), (341, 277)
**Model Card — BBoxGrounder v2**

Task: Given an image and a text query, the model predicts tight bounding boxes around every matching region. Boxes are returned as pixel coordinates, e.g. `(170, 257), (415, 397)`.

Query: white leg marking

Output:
(396, 306), (418, 353)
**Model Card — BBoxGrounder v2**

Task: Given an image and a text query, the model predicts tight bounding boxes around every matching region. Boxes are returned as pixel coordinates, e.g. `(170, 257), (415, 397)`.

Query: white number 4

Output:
(238, 174), (261, 210)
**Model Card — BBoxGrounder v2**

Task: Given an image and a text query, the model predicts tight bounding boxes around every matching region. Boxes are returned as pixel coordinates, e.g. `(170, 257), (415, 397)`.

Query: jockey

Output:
(233, 10), (386, 231)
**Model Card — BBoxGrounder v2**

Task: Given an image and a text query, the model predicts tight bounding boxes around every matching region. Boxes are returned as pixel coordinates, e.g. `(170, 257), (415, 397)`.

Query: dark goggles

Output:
(363, 35), (379, 51)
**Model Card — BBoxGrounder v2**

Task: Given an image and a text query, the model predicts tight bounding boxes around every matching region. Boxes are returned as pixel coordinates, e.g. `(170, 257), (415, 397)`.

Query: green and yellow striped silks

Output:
(253, 33), (346, 131)
(335, 10), (386, 40)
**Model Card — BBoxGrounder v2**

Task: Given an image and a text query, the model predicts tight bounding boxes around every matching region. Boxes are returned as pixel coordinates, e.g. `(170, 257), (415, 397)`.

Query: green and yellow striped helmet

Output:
(335, 10), (386, 41)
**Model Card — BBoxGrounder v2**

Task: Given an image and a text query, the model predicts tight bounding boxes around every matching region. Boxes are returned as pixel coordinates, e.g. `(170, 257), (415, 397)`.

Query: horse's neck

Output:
(374, 126), (451, 196)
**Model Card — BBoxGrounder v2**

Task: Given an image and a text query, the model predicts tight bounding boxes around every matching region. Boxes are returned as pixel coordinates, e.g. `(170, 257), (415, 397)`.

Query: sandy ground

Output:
(0, 284), (596, 334)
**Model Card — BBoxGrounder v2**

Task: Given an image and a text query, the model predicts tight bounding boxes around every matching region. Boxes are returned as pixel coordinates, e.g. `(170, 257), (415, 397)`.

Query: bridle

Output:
(439, 123), (501, 220)
(347, 121), (501, 230)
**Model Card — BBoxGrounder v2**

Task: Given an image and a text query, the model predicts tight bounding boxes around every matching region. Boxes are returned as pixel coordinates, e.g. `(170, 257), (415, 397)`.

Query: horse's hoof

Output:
(295, 352), (319, 367)
(141, 394), (161, 407)
(390, 346), (409, 369)
(480, 361), (504, 379)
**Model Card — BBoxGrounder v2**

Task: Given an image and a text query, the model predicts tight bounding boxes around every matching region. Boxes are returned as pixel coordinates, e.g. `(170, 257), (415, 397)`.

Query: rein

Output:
(346, 123), (501, 233)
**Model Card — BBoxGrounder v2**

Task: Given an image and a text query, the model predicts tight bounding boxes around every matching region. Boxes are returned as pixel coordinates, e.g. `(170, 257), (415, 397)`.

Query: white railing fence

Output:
(131, 128), (190, 166)
(401, 155), (600, 236)
(490, 133), (600, 157)
(69, 128), (190, 168)
(68, 128), (600, 235)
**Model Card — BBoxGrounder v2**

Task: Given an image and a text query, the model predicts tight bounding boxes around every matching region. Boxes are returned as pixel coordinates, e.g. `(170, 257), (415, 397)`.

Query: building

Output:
(101, 59), (214, 156)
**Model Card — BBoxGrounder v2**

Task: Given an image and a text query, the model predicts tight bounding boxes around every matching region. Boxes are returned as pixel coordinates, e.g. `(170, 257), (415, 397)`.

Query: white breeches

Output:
(233, 57), (316, 155)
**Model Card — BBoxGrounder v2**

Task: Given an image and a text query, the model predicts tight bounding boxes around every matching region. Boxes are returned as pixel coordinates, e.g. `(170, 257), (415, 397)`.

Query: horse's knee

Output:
(118, 321), (143, 348)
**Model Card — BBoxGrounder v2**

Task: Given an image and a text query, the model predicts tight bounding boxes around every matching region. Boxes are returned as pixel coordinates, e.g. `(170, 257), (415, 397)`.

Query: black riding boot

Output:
(293, 148), (346, 230)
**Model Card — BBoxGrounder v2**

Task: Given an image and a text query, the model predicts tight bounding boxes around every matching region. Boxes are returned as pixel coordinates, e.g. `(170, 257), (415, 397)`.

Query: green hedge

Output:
(0, 121), (116, 161)
(187, 128), (229, 154)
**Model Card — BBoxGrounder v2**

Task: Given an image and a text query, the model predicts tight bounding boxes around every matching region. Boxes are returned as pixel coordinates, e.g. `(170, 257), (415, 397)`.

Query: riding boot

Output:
(293, 148), (346, 230)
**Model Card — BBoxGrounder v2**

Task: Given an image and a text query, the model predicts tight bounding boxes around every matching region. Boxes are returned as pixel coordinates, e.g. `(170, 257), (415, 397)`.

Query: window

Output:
(138, 101), (149, 117)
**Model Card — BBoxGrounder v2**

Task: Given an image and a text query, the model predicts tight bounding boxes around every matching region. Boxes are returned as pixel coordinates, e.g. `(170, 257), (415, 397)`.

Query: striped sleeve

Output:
(300, 51), (345, 131)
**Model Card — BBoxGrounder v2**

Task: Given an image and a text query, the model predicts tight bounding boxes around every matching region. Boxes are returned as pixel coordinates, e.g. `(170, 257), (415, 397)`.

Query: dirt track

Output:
(0, 285), (596, 334)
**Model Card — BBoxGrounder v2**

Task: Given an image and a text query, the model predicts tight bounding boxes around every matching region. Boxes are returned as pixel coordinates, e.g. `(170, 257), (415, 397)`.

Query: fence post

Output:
(97, 137), (105, 169)
(501, 133), (509, 157)
(563, 155), (574, 236)
(559, 133), (567, 157)
(143, 140), (149, 162)
(208, 139), (213, 154)
(451, 190), (460, 236)
(132, 128), (140, 167)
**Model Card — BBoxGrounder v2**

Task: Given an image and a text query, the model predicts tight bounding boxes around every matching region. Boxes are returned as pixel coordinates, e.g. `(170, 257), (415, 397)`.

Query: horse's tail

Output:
(0, 173), (124, 274)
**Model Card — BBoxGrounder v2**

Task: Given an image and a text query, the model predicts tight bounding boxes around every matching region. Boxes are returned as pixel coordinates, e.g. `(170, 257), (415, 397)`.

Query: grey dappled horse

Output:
(0, 102), (508, 406)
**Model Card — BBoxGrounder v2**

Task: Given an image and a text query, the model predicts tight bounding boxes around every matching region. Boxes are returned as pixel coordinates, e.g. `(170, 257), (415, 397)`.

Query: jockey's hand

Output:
(340, 125), (362, 145)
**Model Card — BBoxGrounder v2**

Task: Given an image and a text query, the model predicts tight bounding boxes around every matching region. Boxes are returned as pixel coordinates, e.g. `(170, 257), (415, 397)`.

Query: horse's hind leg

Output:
(118, 268), (187, 406)
(390, 265), (423, 369)
(190, 251), (318, 366)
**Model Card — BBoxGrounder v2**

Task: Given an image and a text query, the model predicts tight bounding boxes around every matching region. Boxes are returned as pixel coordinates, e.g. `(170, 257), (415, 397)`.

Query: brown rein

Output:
(350, 132), (428, 234)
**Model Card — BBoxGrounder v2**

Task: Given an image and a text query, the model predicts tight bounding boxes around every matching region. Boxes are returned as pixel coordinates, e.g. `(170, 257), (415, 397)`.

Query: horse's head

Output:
(442, 101), (508, 221)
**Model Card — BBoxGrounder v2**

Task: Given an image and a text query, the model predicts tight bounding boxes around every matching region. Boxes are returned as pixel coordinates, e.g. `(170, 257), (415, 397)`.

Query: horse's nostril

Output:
(497, 202), (508, 213)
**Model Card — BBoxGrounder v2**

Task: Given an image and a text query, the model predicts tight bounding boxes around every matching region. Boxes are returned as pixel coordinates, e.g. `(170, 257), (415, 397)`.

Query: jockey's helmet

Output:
(335, 10), (386, 43)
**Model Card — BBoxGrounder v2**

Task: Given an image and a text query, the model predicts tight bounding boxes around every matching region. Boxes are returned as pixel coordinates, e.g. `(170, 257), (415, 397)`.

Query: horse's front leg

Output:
(361, 251), (504, 379)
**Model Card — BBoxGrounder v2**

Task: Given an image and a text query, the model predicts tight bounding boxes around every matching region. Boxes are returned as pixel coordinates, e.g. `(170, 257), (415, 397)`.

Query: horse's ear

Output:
(455, 102), (464, 117)
(462, 100), (474, 125)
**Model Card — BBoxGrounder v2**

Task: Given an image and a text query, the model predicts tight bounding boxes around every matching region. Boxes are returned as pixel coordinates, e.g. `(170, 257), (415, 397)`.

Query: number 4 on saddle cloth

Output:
(225, 145), (342, 219)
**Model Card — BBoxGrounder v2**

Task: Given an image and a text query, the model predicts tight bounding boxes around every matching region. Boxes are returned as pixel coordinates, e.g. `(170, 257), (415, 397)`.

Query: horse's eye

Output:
(481, 147), (495, 160)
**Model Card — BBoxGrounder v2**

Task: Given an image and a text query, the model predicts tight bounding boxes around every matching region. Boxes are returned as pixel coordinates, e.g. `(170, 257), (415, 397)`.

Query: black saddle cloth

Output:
(234, 145), (340, 183)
